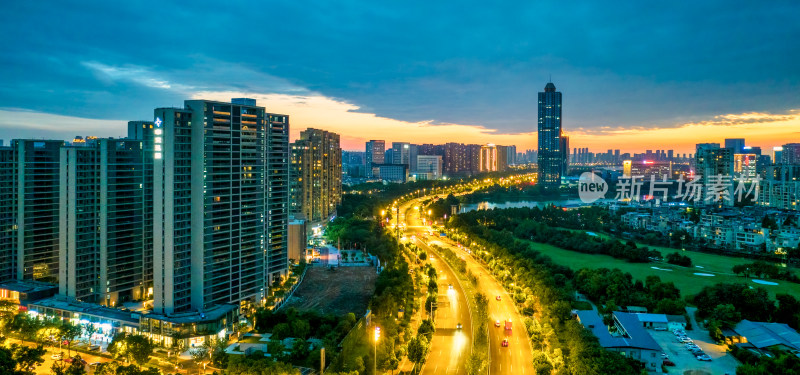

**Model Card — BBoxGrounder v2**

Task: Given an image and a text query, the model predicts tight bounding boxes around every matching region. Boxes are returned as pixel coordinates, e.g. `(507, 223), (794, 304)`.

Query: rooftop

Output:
(142, 304), (238, 324)
(576, 310), (662, 352)
(733, 320), (800, 350)
(0, 279), (58, 294)
(635, 313), (668, 323)
(29, 297), (140, 324)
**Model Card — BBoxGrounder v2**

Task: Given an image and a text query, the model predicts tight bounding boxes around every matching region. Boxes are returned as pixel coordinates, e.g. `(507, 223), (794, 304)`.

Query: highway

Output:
(398, 201), (471, 375)
(400, 195), (536, 375)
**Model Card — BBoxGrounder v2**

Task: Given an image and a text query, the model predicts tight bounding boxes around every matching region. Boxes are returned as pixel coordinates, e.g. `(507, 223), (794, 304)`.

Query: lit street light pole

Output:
(374, 326), (381, 375)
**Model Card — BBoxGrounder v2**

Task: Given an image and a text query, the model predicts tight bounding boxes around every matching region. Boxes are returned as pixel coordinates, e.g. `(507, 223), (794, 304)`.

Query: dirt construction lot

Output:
(651, 329), (739, 375)
(283, 266), (377, 315)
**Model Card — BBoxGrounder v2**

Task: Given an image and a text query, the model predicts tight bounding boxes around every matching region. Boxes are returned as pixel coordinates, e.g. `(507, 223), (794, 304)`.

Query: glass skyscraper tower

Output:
(537, 82), (564, 188)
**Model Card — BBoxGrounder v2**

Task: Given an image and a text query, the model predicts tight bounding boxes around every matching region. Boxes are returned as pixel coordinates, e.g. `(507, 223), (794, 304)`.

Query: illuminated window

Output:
(155, 129), (162, 135)
(214, 196), (221, 202)
(155, 145), (162, 151)
(154, 152), (162, 159)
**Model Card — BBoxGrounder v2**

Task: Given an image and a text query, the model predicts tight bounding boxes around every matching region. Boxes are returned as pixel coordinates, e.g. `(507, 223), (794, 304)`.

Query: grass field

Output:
(526, 240), (800, 299)
(283, 266), (377, 315)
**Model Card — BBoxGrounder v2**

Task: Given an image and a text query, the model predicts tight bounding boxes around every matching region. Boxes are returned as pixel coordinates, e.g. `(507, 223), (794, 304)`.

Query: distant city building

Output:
(391, 142), (411, 166)
(695, 143), (734, 207)
(782, 143), (800, 164)
(725, 138), (746, 153)
(342, 150), (366, 178)
(537, 82), (563, 188)
(416, 155), (442, 180)
(479, 144), (498, 172)
(559, 135), (569, 176)
(290, 128), (342, 223)
(760, 164), (800, 211)
(365, 140), (385, 178)
(375, 164), (408, 183)
(733, 153), (758, 182)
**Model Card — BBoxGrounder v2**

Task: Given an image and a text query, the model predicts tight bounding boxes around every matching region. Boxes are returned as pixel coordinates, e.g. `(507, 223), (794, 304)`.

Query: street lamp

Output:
(374, 326), (381, 375)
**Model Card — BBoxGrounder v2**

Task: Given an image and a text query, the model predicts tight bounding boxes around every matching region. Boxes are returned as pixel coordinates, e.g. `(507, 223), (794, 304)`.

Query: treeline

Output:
(693, 283), (800, 331)
(732, 261), (800, 283)
(453, 207), (661, 263)
(575, 269), (687, 315)
(447, 221), (644, 373)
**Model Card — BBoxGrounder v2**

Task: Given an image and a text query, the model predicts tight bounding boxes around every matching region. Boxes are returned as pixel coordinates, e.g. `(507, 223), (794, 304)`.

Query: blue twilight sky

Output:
(0, 1), (798, 150)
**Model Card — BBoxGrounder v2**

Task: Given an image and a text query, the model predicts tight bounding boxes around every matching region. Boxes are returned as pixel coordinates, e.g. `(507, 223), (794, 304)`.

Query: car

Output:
(680, 337), (693, 343)
(89, 345), (101, 351)
(456, 323), (462, 329)
(501, 338), (509, 347)
(663, 360), (676, 366)
(496, 295), (501, 301)
(495, 320), (501, 327)
(696, 354), (712, 361)
(661, 353), (669, 359)
(448, 284), (453, 290)
(89, 362), (102, 368)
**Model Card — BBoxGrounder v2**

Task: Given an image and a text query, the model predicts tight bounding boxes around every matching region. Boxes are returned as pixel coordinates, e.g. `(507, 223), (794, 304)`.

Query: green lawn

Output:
(526, 240), (800, 299)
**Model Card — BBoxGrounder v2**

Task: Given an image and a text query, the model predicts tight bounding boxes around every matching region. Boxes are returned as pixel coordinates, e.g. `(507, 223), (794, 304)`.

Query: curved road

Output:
(403, 196), (536, 375)
(399, 202), (472, 375)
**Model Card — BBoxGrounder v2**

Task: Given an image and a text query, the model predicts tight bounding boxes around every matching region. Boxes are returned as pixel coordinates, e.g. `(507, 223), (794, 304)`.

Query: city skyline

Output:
(1, 2), (798, 152)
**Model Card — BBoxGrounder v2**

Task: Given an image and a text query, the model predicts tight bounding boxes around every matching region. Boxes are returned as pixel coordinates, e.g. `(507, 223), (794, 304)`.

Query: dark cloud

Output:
(0, 0), (798, 135)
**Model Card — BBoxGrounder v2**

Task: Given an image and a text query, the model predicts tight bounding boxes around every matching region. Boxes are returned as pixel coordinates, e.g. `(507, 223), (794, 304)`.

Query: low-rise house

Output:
(724, 320), (800, 353)
(576, 310), (663, 372)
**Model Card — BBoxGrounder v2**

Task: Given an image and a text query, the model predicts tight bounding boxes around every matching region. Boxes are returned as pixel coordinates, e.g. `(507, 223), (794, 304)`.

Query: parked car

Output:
(696, 354), (712, 361)
(51, 353), (62, 360)
(663, 360), (676, 366)
(680, 337), (693, 343)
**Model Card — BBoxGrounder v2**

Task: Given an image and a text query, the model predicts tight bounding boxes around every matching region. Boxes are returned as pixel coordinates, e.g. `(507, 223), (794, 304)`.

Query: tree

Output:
(406, 336), (429, 373)
(416, 319), (435, 339)
(109, 333), (155, 366)
(52, 356), (87, 375)
(474, 293), (489, 323)
(190, 346), (209, 371)
(291, 319), (311, 339)
(59, 322), (83, 357)
(272, 323), (292, 340)
(465, 352), (487, 375)
(424, 295), (438, 315)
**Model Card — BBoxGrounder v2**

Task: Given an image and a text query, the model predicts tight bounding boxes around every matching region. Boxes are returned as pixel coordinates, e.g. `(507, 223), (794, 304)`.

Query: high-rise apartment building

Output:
(695, 143), (734, 207)
(0, 140), (65, 283)
(290, 128), (342, 222)
(479, 144), (498, 172)
(152, 99), (288, 315)
(365, 140), (385, 178)
(127, 121), (155, 298)
(59, 139), (145, 306)
(537, 82), (563, 188)
(782, 143), (800, 164)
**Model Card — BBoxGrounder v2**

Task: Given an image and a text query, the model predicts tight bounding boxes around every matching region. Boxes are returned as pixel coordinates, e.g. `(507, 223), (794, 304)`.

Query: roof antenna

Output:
(549, 74), (552, 83)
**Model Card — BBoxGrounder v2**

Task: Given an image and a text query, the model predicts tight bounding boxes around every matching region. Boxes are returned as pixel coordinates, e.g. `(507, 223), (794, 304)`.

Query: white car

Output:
(51, 353), (62, 360)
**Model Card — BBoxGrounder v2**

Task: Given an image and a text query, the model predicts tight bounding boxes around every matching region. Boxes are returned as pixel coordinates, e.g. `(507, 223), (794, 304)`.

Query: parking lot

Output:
(650, 329), (738, 374)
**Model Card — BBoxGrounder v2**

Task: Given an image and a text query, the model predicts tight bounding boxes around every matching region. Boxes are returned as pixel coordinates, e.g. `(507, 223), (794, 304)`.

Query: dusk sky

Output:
(1, 1), (798, 152)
